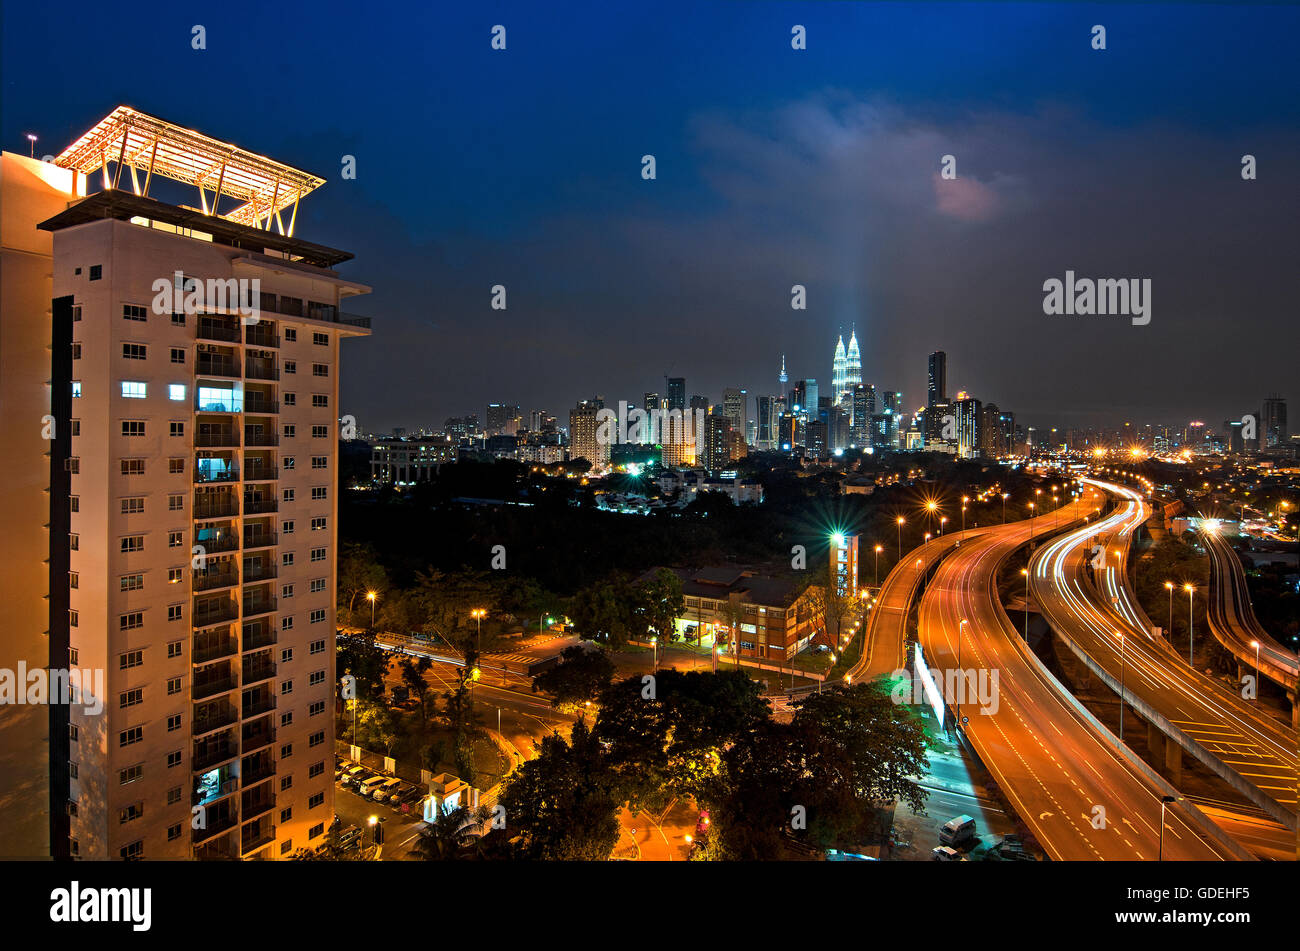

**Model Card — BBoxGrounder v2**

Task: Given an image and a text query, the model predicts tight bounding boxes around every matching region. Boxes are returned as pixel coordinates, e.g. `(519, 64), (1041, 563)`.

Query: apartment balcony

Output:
(241, 717), (276, 754)
(240, 820), (276, 856)
(192, 699), (239, 737)
(242, 691), (276, 718)
(242, 529), (276, 551)
(242, 561), (277, 585)
(194, 532), (240, 554)
(242, 622), (276, 651)
(196, 357), (240, 379)
(192, 730), (239, 772)
(243, 498), (278, 517)
(244, 327), (279, 348)
(242, 752), (275, 786)
(244, 398), (279, 415)
(197, 319), (241, 344)
(194, 466), (240, 485)
(193, 495), (239, 519)
(192, 806), (238, 845)
(241, 655), (276, 685)
(244, 361), (279, 382)
(192, 671), (238, 702)
(242, 467), (279, 483)
(192, 599), (238, 628)
(340, 313), (371, 329)
(243, 431), (279, 448)
(192, 633), (238, 666)
(193, 568), (239, 593)
(195, 431), (240, 449)
(193, 773), (238, 807)
(240, 785), (276, 820)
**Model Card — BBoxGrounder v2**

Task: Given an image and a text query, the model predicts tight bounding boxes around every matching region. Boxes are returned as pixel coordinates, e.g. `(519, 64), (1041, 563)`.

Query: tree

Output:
(336, 629), (390, 701)
(637, 568), (685, 643)
(531, 645), (616, 711)
(497, 718), (620, 861)
(716, 599), (746, 665)
(413, 805), (482, 861)
(337, 542), (389, 627)
(569, 579), (634, 647)
(400, 655), (434, 719)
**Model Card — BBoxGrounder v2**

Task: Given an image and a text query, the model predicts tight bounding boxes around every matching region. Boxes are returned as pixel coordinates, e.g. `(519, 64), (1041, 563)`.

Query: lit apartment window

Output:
(121, 381), (147, 399)
(122, 304), (147, 322)
(121, 573), (144, 591)
(167, 567), (182, 583)
(72, 381), (81, 398)
(122, 343), (147, 359)
(168, 384), (186, 401)
(118, 765), (142, 784)
(310, 517), (327, 531)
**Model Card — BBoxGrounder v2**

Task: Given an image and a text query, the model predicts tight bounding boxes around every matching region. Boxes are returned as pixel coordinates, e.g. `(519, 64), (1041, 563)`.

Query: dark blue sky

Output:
(5, 1), (1297, 434)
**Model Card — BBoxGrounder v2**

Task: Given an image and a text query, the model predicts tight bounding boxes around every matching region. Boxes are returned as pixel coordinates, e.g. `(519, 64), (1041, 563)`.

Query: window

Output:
(282, 488), (295, 503)
(169, 458), (184, 474)
(311, 487), (327, 501)
(168, 531), (183, 548)
(280, 682), (293, 696)
(69, 572), (79, 591)
(72, 381), (81, 398)
(312, 394), (328, 408)
(69, 724), (79, 742)
(283, 392), (296, 406)
(312, 364), (328, 377)
(121, 381), (147, 399)
(89, 265), (102, 280)
(170, 422), (185, 437)
(280, 741), (292, 756)
(282, 457), (295, 470)
(120, 611), (143, 630)
(283, 360), (296, 374)
(280, 616), (294, 631)
(167, 823), (183, 842)
(280, 776), (293, 791)
(68, 609), (79, 628)
(309, 638), (326, 654)
(120, 573), (144, 591)
(121, 459), (145, 476)
(313, 332), (329, 346)
(309, 669), (325, 685)
(280, 807), (293, 823)
(167, 677), (182, 695)
(311, 456), (328, 469)
(171, 312), (185, 327)
(309, 610), (326, 625)
(120, 689), (142, 709)
(282, 520), (295, 535)
(281, 711), (293, 727)
(167, 714), (182, 732)
(120, 803), (144, 823)
(308, 792), (324, 809)
(70, 420), (80, 436)
(67, 457), (80, 475)
(311, 425), (329, 439)
(309, 701), (326, 717)
(281, 648), (294, 663)
(73, 304), (82, 321)
(167, 751), (182, 768)
(167, 604), (183, 622)
(284, 328), (297, 342)
(309, 822), (325, 840)
(121, 420), (146, 437)
(168, 786), (183, 805)
(281, 552), (295, 567)
(167, 641), (182, 658)
(122, 343), (147, 359)
(168, 384), (186, 401)
(119, 765), (143, 785)
(120, 650), (143, 670)
(72, 342), (82, 360)
(282, 584), (294, 599)
(70, 494), (79, 512)
(121, 536), (144, 553)
(120, 841), (143, 861)
(308, 730), (325, 747)
(310, 517), (327, 531)
(310, 547), (326, 563)
(167, 567), (183, 583)
(170, 347), (185, 364)
(282, 424), (295, 438)
(121, 497), (145, 514)
(69, 533), (79, 551)
(122, 304), (146, 321)
(169, 494), (184, 511)
(119, 726), (143, 747)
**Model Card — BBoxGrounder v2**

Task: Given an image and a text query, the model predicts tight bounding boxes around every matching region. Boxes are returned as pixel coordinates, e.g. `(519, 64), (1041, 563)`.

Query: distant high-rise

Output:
(851, 384), (875, 447)
(842, 330), (862, 404)
(954, 395), (982, 458)
(666, 377), (686, 412)
(1262, 395), (1287, 448)
(778, 355), (788, 399)
(832, 336), (847, 403)
(569, 401), (606, 465)
(927, 351), (947, 409)
(722, 387), (747, 439)
(703, 415), (733, 471)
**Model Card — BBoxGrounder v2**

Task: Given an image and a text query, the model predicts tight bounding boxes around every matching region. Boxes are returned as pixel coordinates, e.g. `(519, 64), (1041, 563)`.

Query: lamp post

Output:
(939, 516), (948, 537)
(1158, 795), (1177, 861)
(1020, 568), (1029, 641)
(651, 636), (658, 668)
(1164, 581), (1174, 637)
(874, 544), (882, 588)
(1116, 631), (1126, 746)
(366, 590), (377, 629)
(471, 608), (486, 653)
(1001, 493), (1009, 524)
(26, 133), (37, 158)
(897, 516), (905, 561)
(1184, 584), (1195, 666)
(957, 619), (969, 728)
(1251, 640), (1260, 698)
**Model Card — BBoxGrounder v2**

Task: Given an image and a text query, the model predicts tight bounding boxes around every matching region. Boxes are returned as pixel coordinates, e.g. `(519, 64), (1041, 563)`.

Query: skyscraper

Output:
(722, 387), (747, 440)
(1261, 395), (1287, 448)
(832, 335), (847, 403)
(927, 351), (947, 410)
(569, 400), (605, 465)
(29, 107), (372, 859)
(842, 329), (862, 404)
(666, 377), (686, 412)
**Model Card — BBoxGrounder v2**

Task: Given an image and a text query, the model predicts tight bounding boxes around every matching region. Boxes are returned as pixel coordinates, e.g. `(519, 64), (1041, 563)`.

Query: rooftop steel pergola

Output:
(53, 106), (324, 233)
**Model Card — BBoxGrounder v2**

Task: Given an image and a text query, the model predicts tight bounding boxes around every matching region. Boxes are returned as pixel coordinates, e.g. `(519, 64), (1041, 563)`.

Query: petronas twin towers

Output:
(831, 328), (862, 406)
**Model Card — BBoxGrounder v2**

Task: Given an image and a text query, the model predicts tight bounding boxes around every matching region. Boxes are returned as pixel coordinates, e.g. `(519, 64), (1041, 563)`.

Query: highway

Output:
(1200, 523), (1299, 698)
(917, 490), (1246, 860)
(1030, 480), (1297, 832)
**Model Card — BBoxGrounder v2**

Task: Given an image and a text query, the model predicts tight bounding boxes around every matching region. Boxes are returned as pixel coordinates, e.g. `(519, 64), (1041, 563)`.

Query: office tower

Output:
(927, 351), (947, 409)
(756, 395), (776, 449)
(444, 415), (479, 442)
(0, 148), (88, 858)
(979, 403), (1000, 457)
(1225, 419), (1245, 453)
(829, 405), (850, 453)
(926, 400), (952, 446)
(805, 379), (819, 414)
(569, 401), (606, 465)
(32, 107), (372, 860)
(1262, 395), (1287, 448)
(643, 392), (661, 414)
(689, 394), (709, 414)
(666, 377), (686, 412)
(722, 387), (747, 439)
(882, 390), (901, 414)
(485, 402), (512, 436)
(703, 415), (732, 471)
(806, 420), (828, 457)
(790, 380), (807, 414)
(851, 384), (875, 447)
(954, 395), (982, 458)
(832, 335), (847, 403)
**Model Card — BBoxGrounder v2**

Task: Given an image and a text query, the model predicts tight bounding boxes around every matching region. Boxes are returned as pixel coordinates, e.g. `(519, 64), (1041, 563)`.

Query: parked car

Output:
(939, 815), (977, 846)
(931, 846), (964, 861)
(395, 784), (425, 807)
(339, 766), (367, 788)
(371, 778), (402, 801)
(357, 775), (389, 798)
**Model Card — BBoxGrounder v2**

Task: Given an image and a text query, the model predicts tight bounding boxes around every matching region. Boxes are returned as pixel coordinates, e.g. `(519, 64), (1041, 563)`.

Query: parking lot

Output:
(333, 756), (428, 858)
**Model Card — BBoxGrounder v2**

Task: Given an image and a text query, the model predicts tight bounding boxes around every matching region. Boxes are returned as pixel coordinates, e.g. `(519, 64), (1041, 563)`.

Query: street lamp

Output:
(1020, 568), (1029, 640)
(366, 590), (377, 629)
(471, 608), (486, 652)
(897, 516), (905, 561)
(939, 516), (948, 537)
(1158, 795), (1178, 861)
(1001, 492), (1009, 523)
(1164, 581), (1174, 637)
(1251, 640), (1260, 698)
(874, 544), (883, 587)
(25, 133), (36, 158)
(651, 636), (658, 668)
(957, 619), (969, 728)
(1183, 584), (1195, 666)
(1116, 631), (1126, 746)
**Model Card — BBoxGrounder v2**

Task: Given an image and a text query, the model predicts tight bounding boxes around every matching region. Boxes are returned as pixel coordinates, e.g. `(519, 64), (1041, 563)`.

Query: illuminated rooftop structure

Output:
(53, 105), (324, 233)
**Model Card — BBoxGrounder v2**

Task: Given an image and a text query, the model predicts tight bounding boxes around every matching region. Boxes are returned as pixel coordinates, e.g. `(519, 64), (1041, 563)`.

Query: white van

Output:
(357, 776), (388, 798)
(939, 815), (976, 846)
(372, 778), (401, 801)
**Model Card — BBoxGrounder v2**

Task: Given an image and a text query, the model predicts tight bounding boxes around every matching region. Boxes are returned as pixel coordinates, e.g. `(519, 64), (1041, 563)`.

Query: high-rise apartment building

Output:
(29, 108), (372, 860)
(954, 395), (982, 458)
(568, 400), (606, 466)
(1261, 395), (1287, 448)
